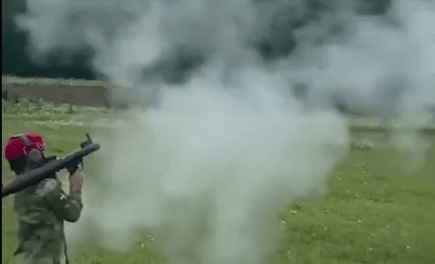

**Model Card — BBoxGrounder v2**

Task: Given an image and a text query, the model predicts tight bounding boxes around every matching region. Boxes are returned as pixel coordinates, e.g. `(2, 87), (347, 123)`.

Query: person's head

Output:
(4, 133), (47, 175)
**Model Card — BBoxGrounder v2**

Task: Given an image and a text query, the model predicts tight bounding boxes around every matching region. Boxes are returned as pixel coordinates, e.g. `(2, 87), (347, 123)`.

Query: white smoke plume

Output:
(15, 0), (435, 263)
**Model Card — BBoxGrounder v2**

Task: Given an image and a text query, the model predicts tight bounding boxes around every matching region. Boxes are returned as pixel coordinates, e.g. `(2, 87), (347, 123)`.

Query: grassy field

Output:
(2, 110), (435, 264)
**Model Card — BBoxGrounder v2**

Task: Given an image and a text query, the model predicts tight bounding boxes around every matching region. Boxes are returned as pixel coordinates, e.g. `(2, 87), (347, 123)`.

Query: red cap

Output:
(4, 133), (46, 161)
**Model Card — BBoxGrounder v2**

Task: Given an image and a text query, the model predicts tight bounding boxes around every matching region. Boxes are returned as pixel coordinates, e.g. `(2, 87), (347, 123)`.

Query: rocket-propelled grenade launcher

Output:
(2, 134), (100, 198)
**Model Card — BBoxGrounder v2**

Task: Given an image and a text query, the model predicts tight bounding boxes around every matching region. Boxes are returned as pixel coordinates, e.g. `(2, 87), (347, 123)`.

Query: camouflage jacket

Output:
(12, 177), (83, 264)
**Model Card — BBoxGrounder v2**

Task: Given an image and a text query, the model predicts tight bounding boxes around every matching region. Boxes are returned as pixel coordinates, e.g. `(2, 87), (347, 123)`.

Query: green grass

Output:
(2, 76), (106, 87)
(2, 113), (435, 264)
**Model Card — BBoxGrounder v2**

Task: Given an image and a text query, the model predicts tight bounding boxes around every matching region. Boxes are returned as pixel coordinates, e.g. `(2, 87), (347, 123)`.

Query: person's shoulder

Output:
(35, 178), (61, 197)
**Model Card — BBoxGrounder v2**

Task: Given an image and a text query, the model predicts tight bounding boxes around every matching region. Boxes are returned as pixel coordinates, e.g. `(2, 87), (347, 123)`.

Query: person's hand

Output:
(69, 171), (83, 193)
(66, 159), (81, 175)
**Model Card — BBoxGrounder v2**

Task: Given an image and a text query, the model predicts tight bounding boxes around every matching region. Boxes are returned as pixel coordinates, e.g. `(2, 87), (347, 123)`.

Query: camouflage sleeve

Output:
(37, 178), (83, 222)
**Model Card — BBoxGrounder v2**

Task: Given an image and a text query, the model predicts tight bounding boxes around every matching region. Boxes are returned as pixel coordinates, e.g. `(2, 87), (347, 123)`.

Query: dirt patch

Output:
(2, 83), (110, 108)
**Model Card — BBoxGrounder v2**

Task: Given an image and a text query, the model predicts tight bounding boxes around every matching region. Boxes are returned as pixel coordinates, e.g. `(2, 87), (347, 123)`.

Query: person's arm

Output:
(39, 171), (84, 222)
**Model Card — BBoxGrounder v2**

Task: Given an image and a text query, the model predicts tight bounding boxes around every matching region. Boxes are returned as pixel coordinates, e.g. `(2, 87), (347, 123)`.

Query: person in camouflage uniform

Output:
(4, 133), (84, 264)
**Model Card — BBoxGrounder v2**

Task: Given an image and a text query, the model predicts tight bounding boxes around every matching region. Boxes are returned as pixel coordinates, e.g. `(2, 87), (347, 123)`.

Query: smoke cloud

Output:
(16, 0), (434, 263)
